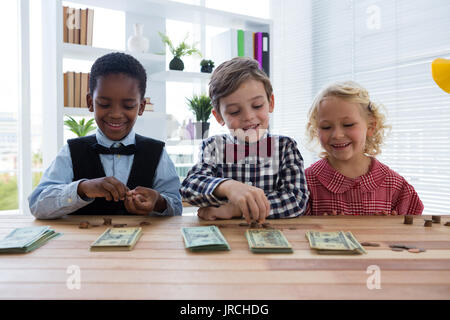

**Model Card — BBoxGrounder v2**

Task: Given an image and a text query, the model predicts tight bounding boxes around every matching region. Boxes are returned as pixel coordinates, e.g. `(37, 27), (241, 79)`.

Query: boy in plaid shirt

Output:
(180, 57), (308, 223)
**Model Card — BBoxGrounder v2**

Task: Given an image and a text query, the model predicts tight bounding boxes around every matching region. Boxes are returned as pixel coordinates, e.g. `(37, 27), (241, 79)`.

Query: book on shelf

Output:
(144, 97), (154, 111)
(212, 29), (270, 76)
(86, 8), (94, 46)
(63, 72), (68, 107)
(67, 7), (75, 44)
(244, 30), (254, 59)
(237, 29), (245, 57)
(80, 9), (87, 45)
(262, 32), (270, 77)
(254, 32), (263, 71)
(80, 73), (89, 108)
(64, 72), (90, 108)
(74, 72), (81, 108)
(63, 6), (94, 46)
(63, 6), (68, 43)
(66, 71), (75, 108)
(73, 9), (81, 45)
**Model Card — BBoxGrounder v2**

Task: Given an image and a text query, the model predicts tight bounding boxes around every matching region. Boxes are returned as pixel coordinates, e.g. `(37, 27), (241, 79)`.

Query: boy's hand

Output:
(124, 187), (167, 215)
(78, 177), (128, 201)
(214, 180), (270, 224)
(197, 203), (241, 221)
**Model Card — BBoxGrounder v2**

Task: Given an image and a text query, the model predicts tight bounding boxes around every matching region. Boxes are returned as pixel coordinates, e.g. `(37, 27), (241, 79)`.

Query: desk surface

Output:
(0, 215), (449, 300)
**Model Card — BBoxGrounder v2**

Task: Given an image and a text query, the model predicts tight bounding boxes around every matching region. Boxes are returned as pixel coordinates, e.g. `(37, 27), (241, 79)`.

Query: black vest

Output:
(67, 134), (165, 215)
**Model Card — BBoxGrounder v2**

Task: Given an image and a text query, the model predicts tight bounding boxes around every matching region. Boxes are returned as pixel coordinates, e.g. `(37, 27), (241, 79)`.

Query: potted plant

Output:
(186, 94), (213, 139)
(200, 59), (215, 73)
(64, 116), (96, 137)
(158, 32), (202, 71)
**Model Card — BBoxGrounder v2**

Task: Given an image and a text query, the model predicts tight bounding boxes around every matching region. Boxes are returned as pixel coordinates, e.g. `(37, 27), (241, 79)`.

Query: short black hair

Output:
(89, 52), (147, 99)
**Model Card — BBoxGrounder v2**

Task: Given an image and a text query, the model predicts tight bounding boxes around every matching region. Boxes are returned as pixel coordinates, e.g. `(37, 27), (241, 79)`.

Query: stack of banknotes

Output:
(0, 226), (61, 253)
(181, 226), (230, 251)
(90, 227), (142, 251)
(305, 230), (367, 254)
(245, 229), (293, 253)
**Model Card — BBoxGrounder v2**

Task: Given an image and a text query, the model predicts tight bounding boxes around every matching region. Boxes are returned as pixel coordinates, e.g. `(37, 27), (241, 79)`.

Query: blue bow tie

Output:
(92, 143), (136, 155)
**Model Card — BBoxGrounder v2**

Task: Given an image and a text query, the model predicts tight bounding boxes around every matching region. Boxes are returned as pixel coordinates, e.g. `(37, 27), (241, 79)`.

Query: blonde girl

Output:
(305, 81), (423, 215)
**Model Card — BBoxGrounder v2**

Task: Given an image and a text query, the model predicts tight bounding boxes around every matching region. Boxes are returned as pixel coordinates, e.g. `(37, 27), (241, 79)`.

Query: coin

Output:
(431, 216), (441, 223)
(389, 244), (410, 249)
(391, 248), (404, 252)
(139, 221), (151, 226)
(445, 222), (450, 226)
(103, 218), (112, 226)
(250, 221), (260, 228)
(404, 216), (414, 225)
(79, 221), (90, 229)
(238, 222), (250, 227)
(424, 220), (433, 227)
(113, 224), (127, 228)
(361, 242), (380, 247)
(262, 223), (271, 228)
(408, 248), (426, 253)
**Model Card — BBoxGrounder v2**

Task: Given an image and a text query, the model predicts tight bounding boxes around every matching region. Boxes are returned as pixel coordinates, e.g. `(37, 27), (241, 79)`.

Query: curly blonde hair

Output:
(306, 81), (390, 157)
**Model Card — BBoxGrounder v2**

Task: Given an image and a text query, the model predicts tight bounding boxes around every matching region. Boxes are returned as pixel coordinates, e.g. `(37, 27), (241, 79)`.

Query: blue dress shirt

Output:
(28, 129), (182, 219)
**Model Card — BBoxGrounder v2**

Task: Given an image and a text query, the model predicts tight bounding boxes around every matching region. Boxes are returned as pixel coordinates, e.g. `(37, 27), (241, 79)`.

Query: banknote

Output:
(181, 226), (230, 251)
(245, 229), (293, 253)
(344, 231), (367, 254)
(305, 230), (366, 255)
(0, 226), (61, 253)
(90, 227), (142, 251)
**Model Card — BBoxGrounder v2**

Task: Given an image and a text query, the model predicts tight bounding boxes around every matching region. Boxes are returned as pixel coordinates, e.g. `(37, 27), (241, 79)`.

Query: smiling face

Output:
(212, 79), (274, 143)
(87, 73), (145, 141)
(317, 96), (374, 165)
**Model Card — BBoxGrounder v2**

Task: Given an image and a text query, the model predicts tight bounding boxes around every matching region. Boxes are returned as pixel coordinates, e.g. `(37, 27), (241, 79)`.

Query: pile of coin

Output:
(424, 220), (433, 227)
(239, 222), (272, 229)
(360, 242), (380, 247)
(404, 216), (414, 224)
(431, 216), (441, 223)
(79, 221), (90, 229)
(389, 244), (426, 253)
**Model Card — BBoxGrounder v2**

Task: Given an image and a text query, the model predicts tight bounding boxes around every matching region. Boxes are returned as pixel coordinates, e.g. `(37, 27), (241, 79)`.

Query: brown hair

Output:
(306, 80), (391, 157)
(209, 57), (273, 113)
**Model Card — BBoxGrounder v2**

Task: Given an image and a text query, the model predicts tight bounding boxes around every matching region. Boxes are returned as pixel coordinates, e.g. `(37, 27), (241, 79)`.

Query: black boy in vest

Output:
(29, 53), (182, 218)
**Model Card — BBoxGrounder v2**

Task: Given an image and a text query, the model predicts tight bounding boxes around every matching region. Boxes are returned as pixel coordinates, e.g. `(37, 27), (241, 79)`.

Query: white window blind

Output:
(271, 0), (450, 215)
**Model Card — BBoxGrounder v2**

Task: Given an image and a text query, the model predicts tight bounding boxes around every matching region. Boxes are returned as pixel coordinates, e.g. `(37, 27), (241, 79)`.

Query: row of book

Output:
(63, 72), (154, 111)
(63, 6), (94, 46)
(64, 72), (89, 108)
(212, 29), (270, 77)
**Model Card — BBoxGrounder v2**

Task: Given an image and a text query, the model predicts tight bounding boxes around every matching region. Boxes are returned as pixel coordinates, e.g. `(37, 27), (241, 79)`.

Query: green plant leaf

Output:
(64, 116), (96, 137)
(186, 94), (213, 122)
(159, 32), (202, 59)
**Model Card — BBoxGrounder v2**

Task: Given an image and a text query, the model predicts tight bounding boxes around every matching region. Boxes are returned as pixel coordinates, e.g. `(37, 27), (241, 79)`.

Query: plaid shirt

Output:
(305, 158), (424, 215)
(180, 133), (309, 218)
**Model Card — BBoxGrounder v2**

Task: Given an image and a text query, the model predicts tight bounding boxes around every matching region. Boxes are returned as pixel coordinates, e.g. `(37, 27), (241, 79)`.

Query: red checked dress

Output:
(305, 158), (424, 215)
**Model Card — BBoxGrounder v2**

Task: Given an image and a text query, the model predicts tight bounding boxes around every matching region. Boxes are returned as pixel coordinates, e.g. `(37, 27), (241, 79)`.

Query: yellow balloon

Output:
(432, 58), (450, 93)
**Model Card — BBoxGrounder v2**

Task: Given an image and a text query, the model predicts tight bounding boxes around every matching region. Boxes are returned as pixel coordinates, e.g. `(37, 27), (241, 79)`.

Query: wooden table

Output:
(0, 215), (449, 300)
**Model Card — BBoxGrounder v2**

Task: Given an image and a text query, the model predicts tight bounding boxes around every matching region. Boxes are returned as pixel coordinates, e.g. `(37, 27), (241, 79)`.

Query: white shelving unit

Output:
(41, 0), (272, 170)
